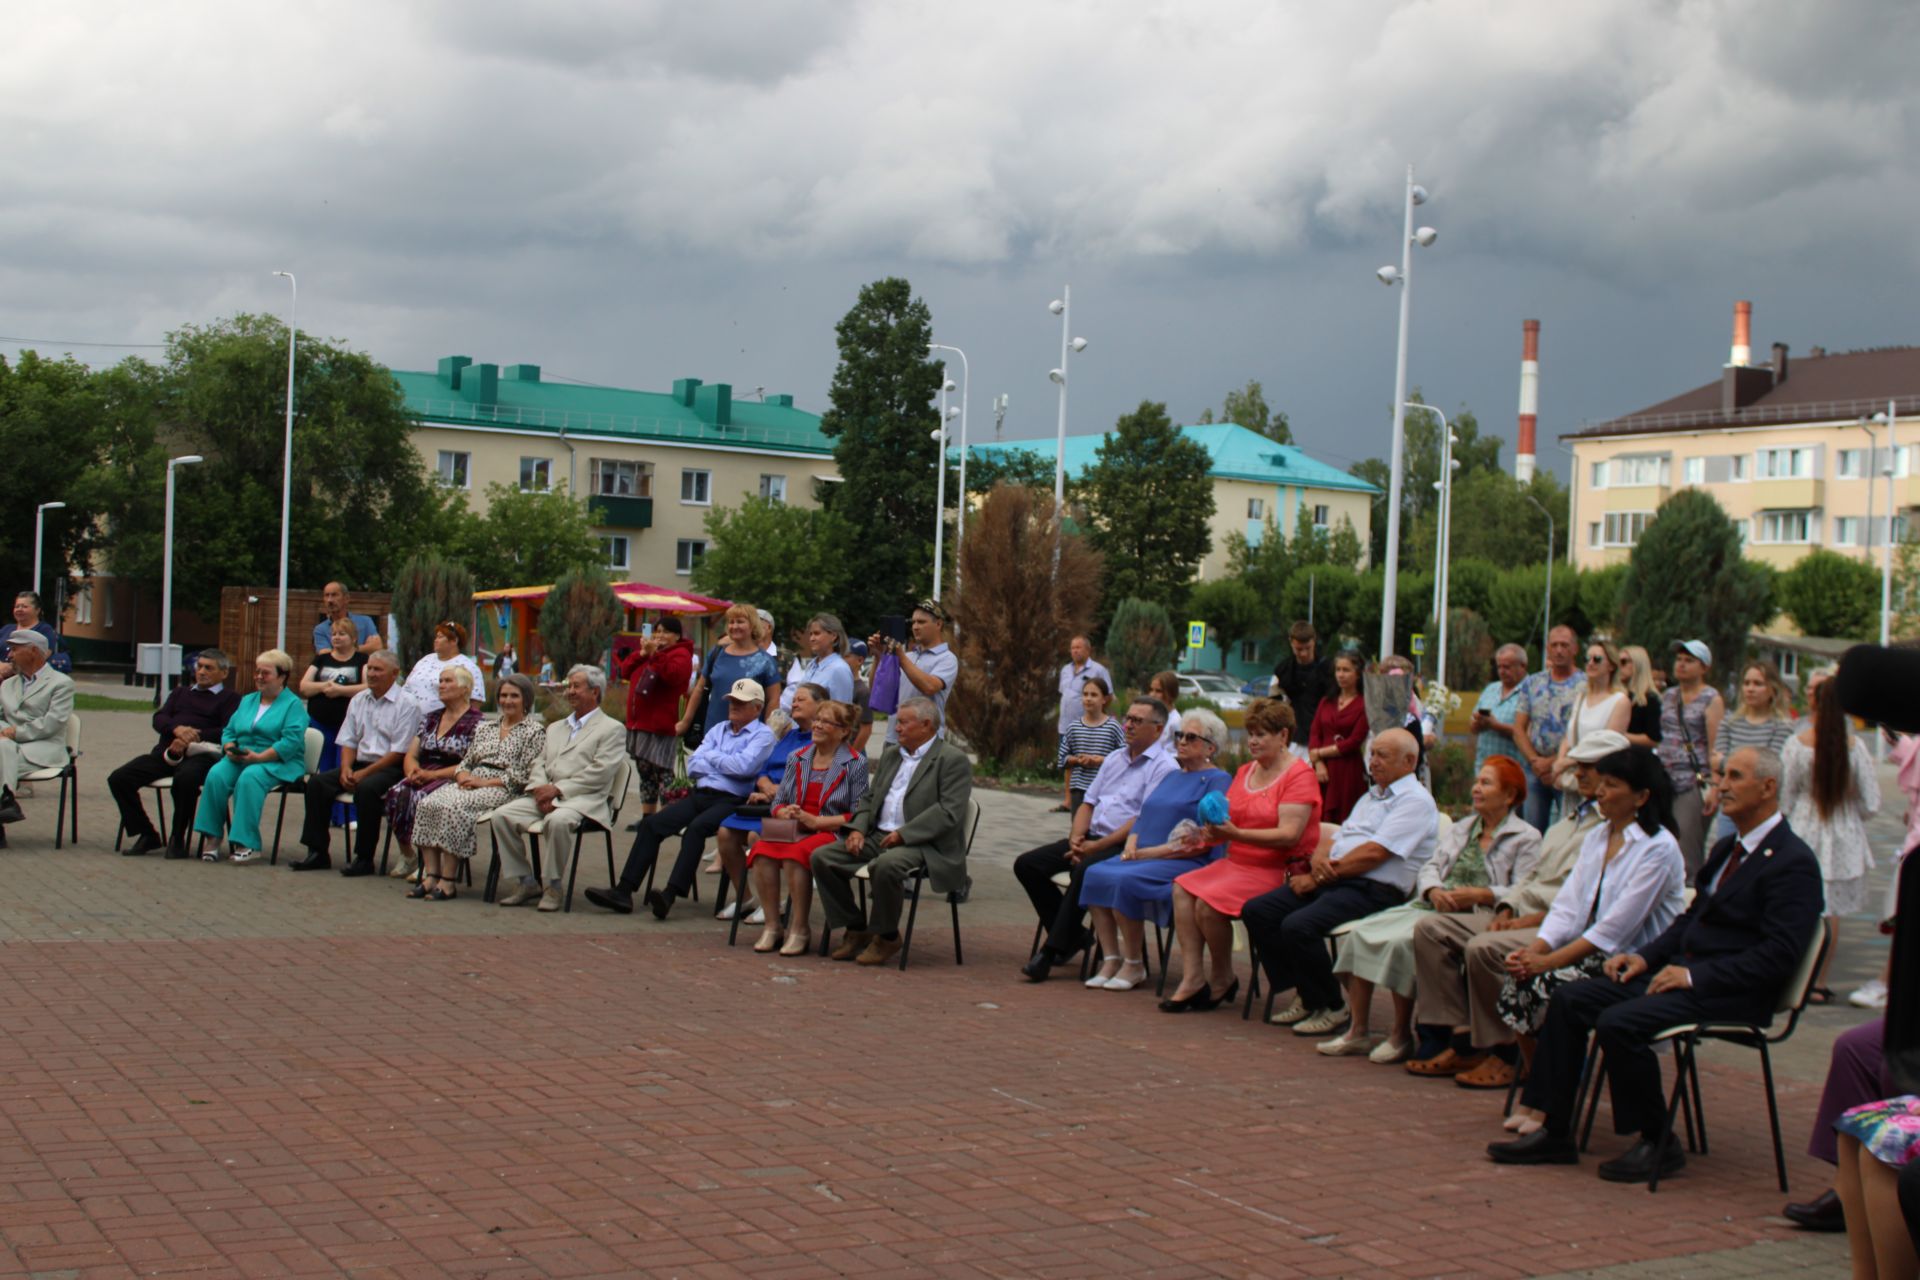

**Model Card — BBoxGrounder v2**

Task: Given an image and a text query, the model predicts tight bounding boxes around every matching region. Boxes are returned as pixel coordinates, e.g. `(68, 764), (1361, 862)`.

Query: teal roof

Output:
(393, 357), (832, 455)
(966, 422), (1378, 494)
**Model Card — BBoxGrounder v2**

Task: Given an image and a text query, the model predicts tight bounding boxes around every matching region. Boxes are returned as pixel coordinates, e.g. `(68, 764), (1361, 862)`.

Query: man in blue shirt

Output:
(311, 582), (380, 656)
(587, 677), (774, 920)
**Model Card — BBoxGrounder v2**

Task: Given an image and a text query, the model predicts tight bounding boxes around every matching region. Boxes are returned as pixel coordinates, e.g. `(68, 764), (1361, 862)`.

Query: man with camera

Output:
(869, 600), (958, 745)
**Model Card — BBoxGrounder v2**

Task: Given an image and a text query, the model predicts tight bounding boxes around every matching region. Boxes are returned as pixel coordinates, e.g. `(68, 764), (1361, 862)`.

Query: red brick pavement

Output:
(0, 920), (1834, 1279)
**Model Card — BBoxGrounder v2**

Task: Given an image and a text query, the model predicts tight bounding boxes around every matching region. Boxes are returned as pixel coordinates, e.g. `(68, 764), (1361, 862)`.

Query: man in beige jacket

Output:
(0, 629), (74, 845)
(491, 664), (627, 912)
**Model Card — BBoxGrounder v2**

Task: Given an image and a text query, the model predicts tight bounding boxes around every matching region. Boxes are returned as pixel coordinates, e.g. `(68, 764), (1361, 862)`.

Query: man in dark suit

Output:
(812, 697), (973, 967)
(109, 650), (243, 858)
(1489, 745), (1823, 1182)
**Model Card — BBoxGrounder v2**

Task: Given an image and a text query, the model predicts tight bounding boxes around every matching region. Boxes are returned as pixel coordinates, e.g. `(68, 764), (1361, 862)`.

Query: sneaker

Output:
(1368, 1036), (1415, 1064)
(498, 882), (541, 907)
(230, 847), (256, 865)
(1292, 1007), (1351, 1037)
(1316, 1031), (1376, 1057)
(388, 856), (418, 880)
(1850, 980), (1889, 1010)
(1267, 996), (1309, 1026)
(537, 886), (563, 913)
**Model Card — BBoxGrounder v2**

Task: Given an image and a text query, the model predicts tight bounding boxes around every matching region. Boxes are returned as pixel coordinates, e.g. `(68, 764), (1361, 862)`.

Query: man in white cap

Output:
(588, 677), (774, 919)
(0, 629), (75, 842)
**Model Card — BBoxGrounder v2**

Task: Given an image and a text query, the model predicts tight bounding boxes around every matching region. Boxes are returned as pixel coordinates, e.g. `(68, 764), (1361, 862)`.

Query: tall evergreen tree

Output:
(1620, 490), (1773, 669)
(1082, 400), (1215, 620)
(816, 278), (943, 629)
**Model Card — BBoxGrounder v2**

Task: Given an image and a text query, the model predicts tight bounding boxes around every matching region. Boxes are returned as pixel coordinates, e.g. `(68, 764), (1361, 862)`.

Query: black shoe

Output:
(1487, 1129), (1579, 1165)
(0, 797), (24, 824)
(288, 850), (331, 872)
(1597, 1137), (1685, 1183)
(339, 858), (374, 878)
(1158, 984), (1213, 1013)
(124, 832), (166, 857)
(164, 839), (189, 860)
(1203, 978), (1240, 1011)
(644, 888), (673, 920)
(1021, 951), (1057, 983)
(1783, 1188), (1845, 1232)
(585, 886), (635, 914)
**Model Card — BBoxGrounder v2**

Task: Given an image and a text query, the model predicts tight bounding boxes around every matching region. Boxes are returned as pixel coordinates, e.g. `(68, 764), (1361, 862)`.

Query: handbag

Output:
(867, 651), (902, 716)
(634, 657), (661, 699)
(758, 816), (801, 843)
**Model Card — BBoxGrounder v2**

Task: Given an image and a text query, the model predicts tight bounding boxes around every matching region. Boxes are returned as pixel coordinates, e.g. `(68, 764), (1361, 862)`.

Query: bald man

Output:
(1245, 728), (1440, 1038)
(313, 583), (380, 656)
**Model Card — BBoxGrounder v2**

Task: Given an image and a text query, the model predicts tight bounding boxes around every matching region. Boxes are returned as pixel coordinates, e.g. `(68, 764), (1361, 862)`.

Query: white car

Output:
(1177, 672), (1249, 710)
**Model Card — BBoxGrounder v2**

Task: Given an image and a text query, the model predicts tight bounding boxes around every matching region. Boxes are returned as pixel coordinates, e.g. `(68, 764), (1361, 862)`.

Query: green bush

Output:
(1105, 597), (1178, 691)
(538, 565), (623, 675)
(390, 552), (476, 668)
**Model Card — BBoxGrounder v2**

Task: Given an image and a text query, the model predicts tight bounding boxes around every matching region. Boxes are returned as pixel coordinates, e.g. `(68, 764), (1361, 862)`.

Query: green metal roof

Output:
(966, 422), (1378, 493)
(393, 357), (833, 454)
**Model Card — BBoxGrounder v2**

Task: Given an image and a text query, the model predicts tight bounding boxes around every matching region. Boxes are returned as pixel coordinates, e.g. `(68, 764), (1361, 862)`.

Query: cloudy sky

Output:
(4, 1), (1915, 478)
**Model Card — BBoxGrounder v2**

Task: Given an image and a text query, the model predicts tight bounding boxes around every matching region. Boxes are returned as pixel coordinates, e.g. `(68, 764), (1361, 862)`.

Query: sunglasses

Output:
(1174, 731), (1212, 745)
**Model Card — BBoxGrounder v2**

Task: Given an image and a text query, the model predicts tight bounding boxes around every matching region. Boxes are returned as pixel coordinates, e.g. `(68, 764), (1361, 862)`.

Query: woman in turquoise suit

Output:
(193, 649), (311, 863)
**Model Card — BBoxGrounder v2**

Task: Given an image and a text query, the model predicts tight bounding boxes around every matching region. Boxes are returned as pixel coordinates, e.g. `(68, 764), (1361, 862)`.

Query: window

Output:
(1587, 521), (1602, 548)
(1589, 461), (1608, 489)
(600, 535), (630, 571)
(1756, 510), (1814, 544)
(1732, 518), (1750, 544)
(593, 459), (651, 497)
(72, 583), (91, 625)
(1835, 516), (1862, 547)
(519, 457), (552, 492)
(1838, 449), (1867, 480)
(1755, 447), (1813, 479)
(436, 450), (470, 488)
(103, 586), (115, 629)
(1600, 511), (1651, 547)
(1773, 649), (1799, 679)
(1871, 515), (1911, 547)
(1239, 639), (1261, 662)
(1610, 455), (1669, 487)
(1312, 503), (1330, 529)
(1683, 457), (1704, 485)
(1247, 497), (1265, 519)
(680, 469), (711, 504)
(759, 474), (787, 503)
(1730, 454), (1750, 481)
(675, 538), (707, 575)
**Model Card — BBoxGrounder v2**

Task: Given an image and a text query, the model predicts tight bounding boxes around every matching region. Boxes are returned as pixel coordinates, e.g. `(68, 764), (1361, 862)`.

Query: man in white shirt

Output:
(1056, 635), (1113, 738)
(1247, 728), (1438, 1037)
(291, 651), (416, 875)
(1017, 697), (1173, 981)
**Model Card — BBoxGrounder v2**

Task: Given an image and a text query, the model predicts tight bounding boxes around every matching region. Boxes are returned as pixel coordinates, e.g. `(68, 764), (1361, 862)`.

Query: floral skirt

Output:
(1836, 1095), (1920, 1168)
(1497, 951), (1609, 1035)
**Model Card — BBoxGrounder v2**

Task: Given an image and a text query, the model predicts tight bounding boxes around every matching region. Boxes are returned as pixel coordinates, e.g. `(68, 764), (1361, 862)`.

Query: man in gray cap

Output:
(0, 629), (75, 842)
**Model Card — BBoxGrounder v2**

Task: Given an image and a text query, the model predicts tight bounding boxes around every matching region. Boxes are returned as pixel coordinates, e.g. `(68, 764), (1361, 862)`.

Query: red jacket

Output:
(621, 636), (695, 733)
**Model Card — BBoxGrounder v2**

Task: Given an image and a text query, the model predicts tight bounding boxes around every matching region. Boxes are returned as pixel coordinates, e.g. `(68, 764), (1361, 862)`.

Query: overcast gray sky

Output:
(4, 1), (1914, 479)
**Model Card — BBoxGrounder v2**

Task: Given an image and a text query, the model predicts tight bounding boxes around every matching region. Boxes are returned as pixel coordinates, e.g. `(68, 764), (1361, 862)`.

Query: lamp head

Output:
(943, 379), (956, 393)
(1414, 226), (1438, 247)
(1048, 299), (1065, 316)
(946, 406), (959, 419)
(1048, 368), (1066, 385)
(1070, 337), (1088, 353)
(1410, 184), (1429, 206)
(1376, 265), (1401, 286)
(1874, 411), (1893, 425)
(173, 454), (205, 467)
(39, 501), (66, 512)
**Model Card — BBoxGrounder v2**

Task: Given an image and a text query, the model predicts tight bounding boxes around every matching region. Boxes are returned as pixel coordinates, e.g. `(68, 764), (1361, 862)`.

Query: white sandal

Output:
(1101, 960), (1150, 991)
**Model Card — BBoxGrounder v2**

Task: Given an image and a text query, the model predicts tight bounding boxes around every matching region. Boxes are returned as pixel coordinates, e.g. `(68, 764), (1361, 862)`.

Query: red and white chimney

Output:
(1729, 300), (1752, 367)
(1515, 319), (1540, 483)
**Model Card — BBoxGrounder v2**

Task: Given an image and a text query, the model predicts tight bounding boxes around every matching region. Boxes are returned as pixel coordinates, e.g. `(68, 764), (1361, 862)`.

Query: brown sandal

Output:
(1406, 1048), (1484, 1077)
(1454, 1057), (1517, 1089)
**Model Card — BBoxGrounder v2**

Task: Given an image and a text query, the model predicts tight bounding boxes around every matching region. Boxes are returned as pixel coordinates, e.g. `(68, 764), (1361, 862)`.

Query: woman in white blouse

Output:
(1497, 745), (1687, 1136)
(403, 621), (488, 713)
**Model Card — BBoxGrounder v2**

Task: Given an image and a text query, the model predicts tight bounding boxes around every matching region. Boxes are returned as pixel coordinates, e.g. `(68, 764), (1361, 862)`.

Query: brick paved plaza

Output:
(0, 703), (1885, 1278)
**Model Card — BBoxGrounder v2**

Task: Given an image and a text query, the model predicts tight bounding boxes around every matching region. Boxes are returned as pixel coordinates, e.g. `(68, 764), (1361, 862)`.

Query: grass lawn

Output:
(75, 693), (157, 713)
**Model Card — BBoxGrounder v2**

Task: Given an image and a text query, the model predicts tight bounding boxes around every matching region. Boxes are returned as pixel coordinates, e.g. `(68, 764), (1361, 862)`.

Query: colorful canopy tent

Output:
(472, 581), (732, 680)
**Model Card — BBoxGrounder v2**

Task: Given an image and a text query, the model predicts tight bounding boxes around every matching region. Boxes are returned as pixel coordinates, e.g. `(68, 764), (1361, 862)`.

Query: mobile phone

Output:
(880, 614), (908, 645)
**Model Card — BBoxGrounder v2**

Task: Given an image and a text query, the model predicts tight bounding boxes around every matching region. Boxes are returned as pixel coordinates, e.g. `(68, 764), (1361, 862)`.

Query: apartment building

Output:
(1566, 303), (1920, 571)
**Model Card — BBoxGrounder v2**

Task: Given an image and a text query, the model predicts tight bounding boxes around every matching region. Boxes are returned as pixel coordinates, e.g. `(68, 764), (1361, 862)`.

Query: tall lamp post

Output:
(1047, 288), (1089, 570)
(1406, 402), (1454, 684)
(931, 378), (957, 602)
(1524, 493), (1554, 656)
(1871, 400), (1900, 648)
(271, 270), (297, 654)
(161, 455), (205, 690)
(1373, 166), (1438, 657)
(929, 342), (970, 593)
(33, 501), (67, 599)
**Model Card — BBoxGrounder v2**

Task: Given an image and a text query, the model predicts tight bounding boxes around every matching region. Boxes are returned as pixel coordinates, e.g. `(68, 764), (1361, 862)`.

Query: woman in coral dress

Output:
(1308, 651), (1369, 824)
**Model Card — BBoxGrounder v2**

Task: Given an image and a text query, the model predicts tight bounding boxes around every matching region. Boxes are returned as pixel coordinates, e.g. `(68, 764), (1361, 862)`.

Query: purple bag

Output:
(867, 651), (902, 717)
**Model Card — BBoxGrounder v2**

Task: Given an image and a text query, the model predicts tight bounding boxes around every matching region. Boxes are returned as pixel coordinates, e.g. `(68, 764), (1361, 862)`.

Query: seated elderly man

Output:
(1244, 728), (1438, 1038)
(491, 665), (628, 911)
(1404, 730), (1619, 1087)
(1015, 695), (1175, 982)
(109, 649), (242, 858)
(0, 629), (75, 846)
(813, 697), (974, 967)
(586, 677), (774, 920)
(290, 650), (417, 876)
(1489, 745), (1822, 1183)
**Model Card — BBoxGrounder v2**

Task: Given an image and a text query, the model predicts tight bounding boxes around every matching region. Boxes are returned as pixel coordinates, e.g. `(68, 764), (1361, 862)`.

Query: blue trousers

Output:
(194, 760), (284, 851)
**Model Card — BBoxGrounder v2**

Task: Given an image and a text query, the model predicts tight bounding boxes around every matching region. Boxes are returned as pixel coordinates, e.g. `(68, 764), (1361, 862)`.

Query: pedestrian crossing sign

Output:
(1187, 621), (1206, 649)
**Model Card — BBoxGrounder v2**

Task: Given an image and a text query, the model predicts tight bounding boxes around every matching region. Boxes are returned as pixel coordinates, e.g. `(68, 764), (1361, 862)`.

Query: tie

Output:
(1713, 843), (1747, 895)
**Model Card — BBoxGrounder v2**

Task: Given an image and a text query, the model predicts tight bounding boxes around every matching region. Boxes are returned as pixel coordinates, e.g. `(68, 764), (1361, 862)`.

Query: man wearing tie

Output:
(1489, 745), (1823, 1182)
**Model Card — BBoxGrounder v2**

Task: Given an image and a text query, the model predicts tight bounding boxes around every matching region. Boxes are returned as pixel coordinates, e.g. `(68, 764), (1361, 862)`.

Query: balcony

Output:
(1749, 477), (1824, 511)
(588, 494), (653, 529)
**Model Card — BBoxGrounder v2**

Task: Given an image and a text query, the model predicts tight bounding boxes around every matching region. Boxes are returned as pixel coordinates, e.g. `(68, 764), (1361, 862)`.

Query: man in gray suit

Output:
(813, 697), (973, 966)
(0, 629), (75, 846)
(490, 664), (628, 911)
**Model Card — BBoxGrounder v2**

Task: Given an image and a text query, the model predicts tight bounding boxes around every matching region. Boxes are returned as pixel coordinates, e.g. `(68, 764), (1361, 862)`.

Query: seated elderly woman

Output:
(1499, 745), (1687, 1137)
(1319, 755), (1542, 1062)
(1079, 708), (1232, 991)
(192, 650), (312, 863)
(1159, 700), (1322, 1012)
(747, 698), (868, 955)
(386, 664), (484, 898)
(714, 685), (824, 923)
(411, 673), (545, 893)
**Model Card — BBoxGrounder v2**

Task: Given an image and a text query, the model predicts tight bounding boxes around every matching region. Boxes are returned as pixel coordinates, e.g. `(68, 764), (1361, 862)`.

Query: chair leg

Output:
(1578, 1051), (1605, 1153)
(271, 790), (289, 865)
(898, 874), (924, 971)
(68, 769), (79, 846)
(1242, 938), (1261, 1020)
(155, 789), (167, 851)
(1759, 1041), (1789, 1193)
(1689, 1046), (1709, 1156)
(1153, 922), (1172, 998)
(564, 830), (583, 912)
(1648, 1039), (1692, 1194)
(54, 776), (68, 849)
(379, 824), (393, 877)
(1028, 921), (1043, 959)
(949, 895), (963, 966)
(484, 829), (501, 903)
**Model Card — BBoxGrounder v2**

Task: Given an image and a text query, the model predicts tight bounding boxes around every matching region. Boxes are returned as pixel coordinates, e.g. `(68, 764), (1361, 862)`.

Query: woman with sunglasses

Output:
(1549, 640), (1630, 799)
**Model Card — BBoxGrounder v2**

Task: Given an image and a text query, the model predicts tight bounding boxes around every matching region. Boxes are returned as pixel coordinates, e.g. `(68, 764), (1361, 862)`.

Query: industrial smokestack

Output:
(1516, 319), (1540, 483)
(1730, 300), (1752, 367)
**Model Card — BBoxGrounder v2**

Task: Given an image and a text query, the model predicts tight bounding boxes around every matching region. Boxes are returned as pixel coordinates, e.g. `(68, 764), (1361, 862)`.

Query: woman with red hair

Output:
(1321, 754), (1543, 1063)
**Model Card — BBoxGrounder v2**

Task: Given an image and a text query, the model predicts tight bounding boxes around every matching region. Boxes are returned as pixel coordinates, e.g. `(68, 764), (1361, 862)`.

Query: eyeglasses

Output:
(1121, 714), (1154, 726)
(1174, 731), (1212, 745)
(1585, 654), (1608, 664)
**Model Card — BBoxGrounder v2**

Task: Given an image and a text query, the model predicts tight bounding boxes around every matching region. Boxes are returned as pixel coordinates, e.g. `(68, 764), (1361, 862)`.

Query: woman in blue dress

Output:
(1081, 708), (1233, 992)
(676, 603), (782, 741)
(713, 682), (823, 921)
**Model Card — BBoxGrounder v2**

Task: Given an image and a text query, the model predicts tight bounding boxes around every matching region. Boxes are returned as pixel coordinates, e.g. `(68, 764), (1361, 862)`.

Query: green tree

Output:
(1197, 379), (1291, 443)
(691, 497), (857, 644)
(1579, 563), (1630, 637)
(1226, 517), (1292, 617)
(1280, 564), (1360, 646)
(1082, 400), (1215, 620)
(1104, 597), (1178, 693)
(816, 278), (943, 629)
(1776, 549), (1880, 640)
(1619, 490), (1774, 673)
(963, 445), (1057, 496)
(1353, 392), (1514, 568)
(538, 566), (623, 675)
(389, 552), (476, 667)
(0, 351), (121, 591)
(454, 483), (602, 588)
(1188, 578), (1264, 672)
(1445, 557), (1500, 620)
(1348, 567), (1434, 659)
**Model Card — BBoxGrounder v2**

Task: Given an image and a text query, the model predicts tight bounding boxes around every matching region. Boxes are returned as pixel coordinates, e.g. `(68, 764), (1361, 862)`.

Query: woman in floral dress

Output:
(412, 674), (545, 897)
(386, 666), (483, 898)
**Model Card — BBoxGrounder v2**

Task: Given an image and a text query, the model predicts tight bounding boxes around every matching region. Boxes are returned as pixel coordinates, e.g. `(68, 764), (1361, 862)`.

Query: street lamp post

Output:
(161, 454), (205, 691)
(1374, 165), (1438, 657)
(929, 342), (970, 593)
(1524, 493), (1554, 656)
(1407, 402), (1453, 685)
(931, 377), (956, 602)
(33, 501), (67, 599)
(1047, 288), (1089, 570)
(272, 270), (297, 654)
(1872, 400), (1899, 648)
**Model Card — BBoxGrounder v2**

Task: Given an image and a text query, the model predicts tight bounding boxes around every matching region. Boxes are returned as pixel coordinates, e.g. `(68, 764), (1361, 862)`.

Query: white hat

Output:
(5, 629), (48, 651)
(1672, 639), (1712, 667)
(726, 677), (766, 704)
(1565, 729), (1630, 762)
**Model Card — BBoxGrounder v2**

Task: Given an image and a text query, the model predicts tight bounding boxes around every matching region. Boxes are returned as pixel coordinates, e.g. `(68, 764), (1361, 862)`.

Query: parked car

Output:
(1239, 677), (1269, 697)
(1178, 672), (1249, 711)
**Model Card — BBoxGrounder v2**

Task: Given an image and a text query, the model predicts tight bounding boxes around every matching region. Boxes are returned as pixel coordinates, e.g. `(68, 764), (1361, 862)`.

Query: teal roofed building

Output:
(393, 357), (838, 589)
